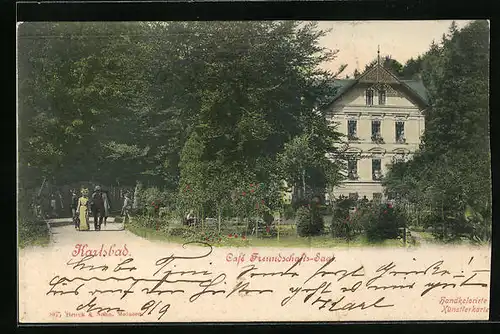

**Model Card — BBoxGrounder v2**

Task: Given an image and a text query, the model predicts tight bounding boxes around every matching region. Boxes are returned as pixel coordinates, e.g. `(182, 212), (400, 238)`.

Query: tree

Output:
(18, 22), (152, 188)
(364, 55), (404, 77)
(383, 20), (491, 242)
(18, 21), (346, 227)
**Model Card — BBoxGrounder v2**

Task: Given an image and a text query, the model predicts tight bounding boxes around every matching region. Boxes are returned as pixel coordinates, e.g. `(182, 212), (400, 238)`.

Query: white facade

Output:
(326, 64), (429, 200)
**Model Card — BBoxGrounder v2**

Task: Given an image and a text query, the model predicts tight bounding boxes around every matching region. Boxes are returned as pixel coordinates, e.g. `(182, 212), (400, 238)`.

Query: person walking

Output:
(121, 191), (132, 224)
(90, 185), (105, 231)
(102, 188), (111, 226)
(70, 189), (79, 229)
(76, 188), (90, 231)
(50, 194), (57, 218)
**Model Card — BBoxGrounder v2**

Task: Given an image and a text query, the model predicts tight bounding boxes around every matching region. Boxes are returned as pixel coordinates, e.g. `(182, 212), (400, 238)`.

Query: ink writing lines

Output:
(45, 248), (490, 321)
(280, 257), (489, 313)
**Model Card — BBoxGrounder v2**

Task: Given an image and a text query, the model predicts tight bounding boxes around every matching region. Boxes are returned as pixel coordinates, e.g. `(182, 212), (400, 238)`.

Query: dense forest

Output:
(18, 21), (347, 221)
(382, 20), (491, 242)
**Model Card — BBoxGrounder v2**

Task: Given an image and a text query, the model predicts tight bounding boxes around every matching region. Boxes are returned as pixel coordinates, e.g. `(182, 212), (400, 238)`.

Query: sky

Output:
(314, 20), (472, 77)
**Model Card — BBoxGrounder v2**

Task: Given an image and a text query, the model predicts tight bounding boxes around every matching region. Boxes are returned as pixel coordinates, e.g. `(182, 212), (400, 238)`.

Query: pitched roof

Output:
(329, 79), (357, 99)
(401, 80), (430, 104)
(328, 64), (430, 107)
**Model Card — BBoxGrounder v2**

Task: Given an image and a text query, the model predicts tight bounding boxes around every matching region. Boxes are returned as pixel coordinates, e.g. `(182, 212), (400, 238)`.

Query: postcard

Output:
(17, 20), (491, 323)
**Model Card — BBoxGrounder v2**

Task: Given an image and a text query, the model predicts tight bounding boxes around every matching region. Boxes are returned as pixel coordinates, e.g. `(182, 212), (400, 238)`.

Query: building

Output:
(326, 52), (430, 201)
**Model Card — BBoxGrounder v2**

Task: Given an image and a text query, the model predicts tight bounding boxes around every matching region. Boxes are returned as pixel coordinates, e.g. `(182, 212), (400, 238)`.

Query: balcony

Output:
(371, 133), (384, 144)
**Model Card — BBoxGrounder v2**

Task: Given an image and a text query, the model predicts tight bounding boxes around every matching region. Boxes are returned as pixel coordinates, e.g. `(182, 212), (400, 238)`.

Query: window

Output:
(395, 121), (405, 143)
(347, 158), (358, 180)
(372, 158), (382, 180)
(378, 89), (386, 105)
(371, 120), (381, 136)
(371, 120), (383, 142)
(347, 120), (357, 140)
(373, 193), (383, 202)
(366, 89), (374, 106)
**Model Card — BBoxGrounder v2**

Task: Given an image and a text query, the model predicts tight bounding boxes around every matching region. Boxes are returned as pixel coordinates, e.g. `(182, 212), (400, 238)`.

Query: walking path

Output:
(408, 230), (429, 246)
(39, 216), (156, 247)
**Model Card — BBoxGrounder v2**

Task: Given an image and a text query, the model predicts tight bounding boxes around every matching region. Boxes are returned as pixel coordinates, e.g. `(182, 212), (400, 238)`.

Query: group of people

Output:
(70, 185), (111, 231)
(70, 186), (133, 231)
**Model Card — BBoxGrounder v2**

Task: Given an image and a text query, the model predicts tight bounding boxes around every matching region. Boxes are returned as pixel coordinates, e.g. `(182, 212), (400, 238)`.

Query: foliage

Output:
(136, 186), (172, 216)
(18, 21), (346, 225)
(362, 55), (404, 77)
(283, 204), (296, 220)
(18, 219), (50, 248)
(18, 186), (50, 248)
(330, 198), (362, 240)
(296, 204), (324, 237)
(364, 203), (405, 241)
(383, 20), (491, 242)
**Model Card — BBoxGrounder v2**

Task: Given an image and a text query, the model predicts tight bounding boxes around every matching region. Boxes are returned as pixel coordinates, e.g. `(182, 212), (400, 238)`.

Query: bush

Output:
(18, 218), (50, 248)
(364, 203), (405, 241)
(18, 190), (50, 248)
(252, 218), (278, 238)
(283, 204), (295, 220)
(296, 204), (324, 237)
(131, 214), (169, 231)
(137, 187), (172, 216)
(262, 210), (274, 225)
(331, 209), (363, 241)
(330, 198), (362, 240)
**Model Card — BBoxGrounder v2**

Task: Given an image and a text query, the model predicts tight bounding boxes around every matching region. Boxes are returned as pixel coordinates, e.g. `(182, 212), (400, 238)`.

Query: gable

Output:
(358, 64), (400, 84)
(333, 83), (420, 109)
(327, 64), (430, 109)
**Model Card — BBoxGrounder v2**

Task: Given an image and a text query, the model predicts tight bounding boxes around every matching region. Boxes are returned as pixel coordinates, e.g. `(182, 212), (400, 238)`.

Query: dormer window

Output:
(378, 89), (386, 105)
(366, 89), (374, 106)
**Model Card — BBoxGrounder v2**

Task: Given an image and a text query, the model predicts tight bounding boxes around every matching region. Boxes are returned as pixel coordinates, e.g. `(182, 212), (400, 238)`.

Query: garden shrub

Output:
(364, 203), (405, 241)
(283, 204), (295, 220)
(131, 214), (169, 231)
(465, 205), (491, 243)
(18, 218), (50, 248)
(137, 187), (172, 216)
(18, 193), (50, 248)
(262, 210), (274, 225)
(296, 204), (324, 237)
(330, 198), (361, 240)
(331, 209), (363, 241)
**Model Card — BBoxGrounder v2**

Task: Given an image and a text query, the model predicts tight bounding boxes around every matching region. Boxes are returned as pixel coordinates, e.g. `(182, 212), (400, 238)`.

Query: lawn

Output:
(126, 223), (404, 248)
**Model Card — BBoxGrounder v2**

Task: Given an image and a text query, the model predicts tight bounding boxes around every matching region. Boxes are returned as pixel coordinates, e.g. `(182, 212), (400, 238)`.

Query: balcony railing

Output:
(347, 172), (359, 180)
(396, 136), (406, 144)
(371, 133), (384, 144)
(347, 133), (359, 141)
